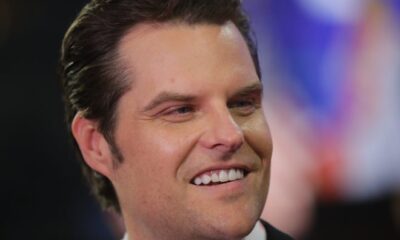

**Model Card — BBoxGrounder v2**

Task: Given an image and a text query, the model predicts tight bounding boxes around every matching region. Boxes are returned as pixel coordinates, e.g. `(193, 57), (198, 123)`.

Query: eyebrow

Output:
(142, 92), (196, 112)
(141, 82), (263, 112)
(232, 82), (263, 97)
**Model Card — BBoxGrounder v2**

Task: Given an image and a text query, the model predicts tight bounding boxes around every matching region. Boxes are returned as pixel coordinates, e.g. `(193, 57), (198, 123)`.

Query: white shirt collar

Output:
(121, 232), (128, 240)
(244, 220), (267, 240)
(122, 220), (267, 240)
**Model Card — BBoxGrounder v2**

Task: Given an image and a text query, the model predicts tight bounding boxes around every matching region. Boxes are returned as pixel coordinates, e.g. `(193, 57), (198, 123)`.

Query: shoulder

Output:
(259, 219), (295, 240)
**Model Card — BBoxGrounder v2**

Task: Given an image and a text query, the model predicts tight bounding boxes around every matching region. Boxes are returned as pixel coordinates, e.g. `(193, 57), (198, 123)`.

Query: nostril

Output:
(199, 110), (244, 152)
(226, 131), (244, 151)
(232, 138), (243, 150)
(214, 140), (242, 155)
(205, 128), (244, 155)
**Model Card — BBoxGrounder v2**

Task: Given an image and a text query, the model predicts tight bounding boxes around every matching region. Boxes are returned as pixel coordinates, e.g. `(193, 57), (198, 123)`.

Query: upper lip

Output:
(190, 162), (254, 182)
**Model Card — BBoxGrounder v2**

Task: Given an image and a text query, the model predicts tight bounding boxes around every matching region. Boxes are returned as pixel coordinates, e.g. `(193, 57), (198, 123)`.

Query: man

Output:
(60, 0), (293, 239)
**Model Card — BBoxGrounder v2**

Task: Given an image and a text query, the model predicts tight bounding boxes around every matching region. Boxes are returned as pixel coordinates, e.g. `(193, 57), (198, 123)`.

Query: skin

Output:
(72, 22), (273, 240)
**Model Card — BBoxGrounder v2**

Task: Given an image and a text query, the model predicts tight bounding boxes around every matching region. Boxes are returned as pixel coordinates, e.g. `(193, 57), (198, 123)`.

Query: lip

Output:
(190, 162), (253, 183)
(190, 172), (253, 198)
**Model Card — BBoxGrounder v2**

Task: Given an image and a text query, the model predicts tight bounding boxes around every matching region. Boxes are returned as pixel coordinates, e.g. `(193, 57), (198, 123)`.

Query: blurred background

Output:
(1, 0), (399, 239)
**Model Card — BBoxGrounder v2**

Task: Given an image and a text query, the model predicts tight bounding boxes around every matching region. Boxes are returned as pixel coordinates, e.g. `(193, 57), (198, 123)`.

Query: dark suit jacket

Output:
(260, 219), (294, 240)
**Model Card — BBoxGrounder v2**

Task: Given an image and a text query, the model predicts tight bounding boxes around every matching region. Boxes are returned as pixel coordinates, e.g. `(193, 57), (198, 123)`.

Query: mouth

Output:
(190, 168), (249, 186)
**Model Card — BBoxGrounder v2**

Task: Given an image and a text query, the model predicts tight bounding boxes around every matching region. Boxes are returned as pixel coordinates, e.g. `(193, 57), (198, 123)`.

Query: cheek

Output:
(116, 122), (199, 179)
(241, 112), (273, 160)
(113, 128), (185, 209)
(114, 124), (201, 216)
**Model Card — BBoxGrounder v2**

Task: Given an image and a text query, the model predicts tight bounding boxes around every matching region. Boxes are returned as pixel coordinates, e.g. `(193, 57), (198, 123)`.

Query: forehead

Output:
(118, 21), (246, 55)
(116, 21), (258, 98)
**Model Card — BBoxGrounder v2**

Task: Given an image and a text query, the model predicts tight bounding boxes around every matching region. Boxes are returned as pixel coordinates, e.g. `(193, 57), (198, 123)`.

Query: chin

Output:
(200, 208), (260, 240)
(209, 221), (256, 240)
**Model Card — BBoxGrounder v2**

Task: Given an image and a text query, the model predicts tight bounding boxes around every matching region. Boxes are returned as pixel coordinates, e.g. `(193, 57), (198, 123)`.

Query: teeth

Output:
(201, 174), (211, 185)
(219, 170), (228, 182)
(228, 169), (236, 181)
(193, 168), (245, 186)
(211, 172), (219, 183)
(237, 169), (244, 179)
(194, 177), (202, 185)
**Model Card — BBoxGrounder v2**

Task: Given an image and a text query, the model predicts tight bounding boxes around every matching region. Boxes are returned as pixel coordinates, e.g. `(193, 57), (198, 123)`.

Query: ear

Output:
(71, 113), (115, 179)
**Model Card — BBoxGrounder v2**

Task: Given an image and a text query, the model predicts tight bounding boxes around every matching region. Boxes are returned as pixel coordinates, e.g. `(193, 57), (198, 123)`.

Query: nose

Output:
(199, 107), (244, 154)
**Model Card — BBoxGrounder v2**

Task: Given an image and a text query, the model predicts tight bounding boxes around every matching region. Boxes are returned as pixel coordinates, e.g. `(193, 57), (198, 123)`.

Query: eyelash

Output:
(159, 97), (260, 122)
(157, 104), (196, 123)
(228, 99), (255, 108)
(165, 105), (195, 115)
(228, 97), (260, 114)
(165, 100), (256, 113)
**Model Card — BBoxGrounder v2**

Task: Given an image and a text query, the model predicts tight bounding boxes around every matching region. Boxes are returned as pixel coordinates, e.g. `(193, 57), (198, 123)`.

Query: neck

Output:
(122, 220), (266, 240)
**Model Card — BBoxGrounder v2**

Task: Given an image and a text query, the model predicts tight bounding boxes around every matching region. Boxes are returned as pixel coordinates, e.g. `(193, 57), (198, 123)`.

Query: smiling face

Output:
(110, 22), (272, 240)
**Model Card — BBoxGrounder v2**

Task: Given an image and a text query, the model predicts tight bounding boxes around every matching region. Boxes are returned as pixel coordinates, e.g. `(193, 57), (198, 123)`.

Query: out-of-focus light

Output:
(297, 0), (368, 23)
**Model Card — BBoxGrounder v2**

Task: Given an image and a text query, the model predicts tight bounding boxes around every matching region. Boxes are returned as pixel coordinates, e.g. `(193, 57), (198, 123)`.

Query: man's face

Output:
(110, 22), (272, 240)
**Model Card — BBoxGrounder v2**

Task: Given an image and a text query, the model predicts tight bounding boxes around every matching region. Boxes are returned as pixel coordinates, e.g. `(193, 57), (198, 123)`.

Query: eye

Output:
(160, 104), (195, 122)
(230, 99), (254, 108)
(228, 98), (260, 116)
(170, 105), (193, 114)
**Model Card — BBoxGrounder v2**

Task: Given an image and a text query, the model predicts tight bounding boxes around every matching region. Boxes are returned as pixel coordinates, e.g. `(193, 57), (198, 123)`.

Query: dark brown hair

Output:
(60, 0), (261, 212)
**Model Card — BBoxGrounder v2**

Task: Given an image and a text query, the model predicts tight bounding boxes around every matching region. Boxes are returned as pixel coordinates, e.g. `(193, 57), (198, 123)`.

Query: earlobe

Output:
(71, 113), (114, 179)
